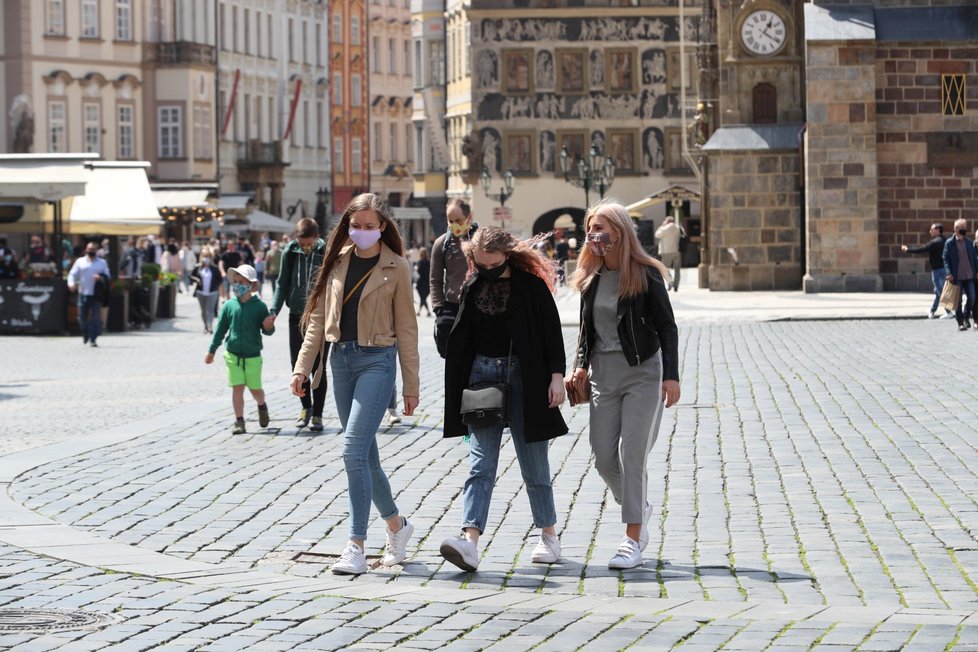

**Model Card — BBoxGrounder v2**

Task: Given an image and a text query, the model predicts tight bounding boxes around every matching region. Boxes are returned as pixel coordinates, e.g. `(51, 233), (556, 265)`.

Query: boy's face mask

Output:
(232, 283), (251, 297)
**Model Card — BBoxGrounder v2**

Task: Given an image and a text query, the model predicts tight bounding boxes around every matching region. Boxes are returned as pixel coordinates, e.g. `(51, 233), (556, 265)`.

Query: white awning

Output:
(216, 193), (253, 211)
(392, 207), (432, 221)
(0, 153), (96, 202)
(247, 210), (295, 233)
(67, 162), (163, 235)
(152, 189), (211, 209)
(626, 184), (701, 214)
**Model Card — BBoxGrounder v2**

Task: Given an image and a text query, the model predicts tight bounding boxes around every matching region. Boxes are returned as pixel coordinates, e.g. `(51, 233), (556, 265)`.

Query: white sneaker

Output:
(387, 409), (401, 426)
(608, 536), (643, 570)
(332, 541), (367, 575)
(638, 501), (653, 552)
(928, 309), (936, 319)
(439, 535), (479, 572)
(382, 518), (414, 566)
(941, 312), (956, 320)
(530, 532), (561, 564)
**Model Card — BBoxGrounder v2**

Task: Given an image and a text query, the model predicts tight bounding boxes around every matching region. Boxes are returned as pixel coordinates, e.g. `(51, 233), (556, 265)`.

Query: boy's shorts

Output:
(225, 352), (263, 390)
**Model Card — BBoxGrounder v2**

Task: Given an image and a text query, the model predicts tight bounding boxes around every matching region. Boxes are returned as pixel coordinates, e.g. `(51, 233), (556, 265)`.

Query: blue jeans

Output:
(956, 278), (977, 325)
(931, 268), (947, 313)
(331, 341), (399, 540)
(461, 354), (557, 534)
(78, 294), (102, 342)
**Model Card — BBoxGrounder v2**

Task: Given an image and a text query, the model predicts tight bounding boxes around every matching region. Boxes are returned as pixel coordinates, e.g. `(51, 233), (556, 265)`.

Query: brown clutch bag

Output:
(565, 378), (590, 407)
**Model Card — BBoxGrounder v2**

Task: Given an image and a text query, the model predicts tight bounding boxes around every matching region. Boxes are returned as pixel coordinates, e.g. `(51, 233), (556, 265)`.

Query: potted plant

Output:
(106, 279), (130, 332)
(157, 272), (179, 318)
(140, 262), (161, 322)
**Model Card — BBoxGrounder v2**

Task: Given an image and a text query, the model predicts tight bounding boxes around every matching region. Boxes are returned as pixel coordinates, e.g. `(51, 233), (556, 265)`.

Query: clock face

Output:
(740, 10), (787, 56)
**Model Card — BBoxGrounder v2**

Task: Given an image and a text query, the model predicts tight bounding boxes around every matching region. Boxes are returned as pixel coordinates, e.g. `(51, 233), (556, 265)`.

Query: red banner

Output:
(221, 69), (240, 137)
(282, 79), (303, 141)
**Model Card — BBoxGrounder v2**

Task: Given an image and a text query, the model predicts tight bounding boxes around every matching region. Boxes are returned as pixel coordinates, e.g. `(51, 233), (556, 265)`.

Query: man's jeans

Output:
(331, 341), (399, 540)
(931, 268), (947, 313)
(78, 294), (102, 342)
(461, 354), (557, 534)
(956, 278), (977, 325)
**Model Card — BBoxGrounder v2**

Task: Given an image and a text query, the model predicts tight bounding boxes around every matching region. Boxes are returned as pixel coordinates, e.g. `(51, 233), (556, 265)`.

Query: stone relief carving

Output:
(643, 127), (665, 170)
(539, 130), (556, 172)
(479, 16), (688, 44)
(479, 127), (502, 174)
(536, 50), (555, 90)
(475, 50), (498, 89)
(642, 49), (668, 85)
(589, 50), (604, 89)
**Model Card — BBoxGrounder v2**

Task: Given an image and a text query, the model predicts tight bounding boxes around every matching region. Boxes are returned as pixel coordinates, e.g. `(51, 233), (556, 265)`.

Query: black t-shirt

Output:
(339, 253), (380, 342)
(472, 278), (512, 358)
(221, 250), (243, 272)
(555, 241), (569, 262)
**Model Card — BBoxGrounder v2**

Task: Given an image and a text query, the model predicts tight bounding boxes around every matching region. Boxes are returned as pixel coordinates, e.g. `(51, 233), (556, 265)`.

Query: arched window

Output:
(753, 83), (777, 124)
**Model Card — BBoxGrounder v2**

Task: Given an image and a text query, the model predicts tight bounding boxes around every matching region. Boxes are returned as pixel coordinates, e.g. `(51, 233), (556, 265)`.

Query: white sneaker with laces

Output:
(530, 532), (561, 564)
(439, 535), (479, 572)
(382, 518), (414, 566)
(928, 309), (936, 319)
(332, 541), (367, 575)
(638, 501), (653, 552)
(387, 409), (401, 426)
(608, 536), (643, 569)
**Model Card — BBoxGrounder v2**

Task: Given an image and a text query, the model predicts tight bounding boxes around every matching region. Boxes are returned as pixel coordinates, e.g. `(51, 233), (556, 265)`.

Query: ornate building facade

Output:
(331, 0), (368, 210)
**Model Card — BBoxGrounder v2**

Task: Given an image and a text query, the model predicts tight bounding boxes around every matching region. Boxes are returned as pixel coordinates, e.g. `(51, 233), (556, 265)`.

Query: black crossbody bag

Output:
(460, 341), (513, 428)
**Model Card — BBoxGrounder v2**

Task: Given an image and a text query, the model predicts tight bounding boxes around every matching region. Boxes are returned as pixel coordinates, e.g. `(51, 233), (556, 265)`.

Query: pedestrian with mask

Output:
(291, 193), (420, 575)
(901, 223), (951, 319)
(566, 199), (680, 570)
(430, 198), (477, 357)
(179, 241), (196, 293)
(943, 218), (978, 331)
(439, 226), (567, 572)
(266, 219), (329, 431)
(67, 241), (111, 346)
(415, 249), (431, 316)
(190, 247), (222, 333)
(265, 240), (281, 294)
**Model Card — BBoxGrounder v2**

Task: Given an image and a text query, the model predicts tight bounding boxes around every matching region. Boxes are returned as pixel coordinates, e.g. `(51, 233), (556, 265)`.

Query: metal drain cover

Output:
(0, 608), (117, 633)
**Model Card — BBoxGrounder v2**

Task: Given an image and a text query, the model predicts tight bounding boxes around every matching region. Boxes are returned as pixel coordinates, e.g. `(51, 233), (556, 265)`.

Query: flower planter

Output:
(156, 284), (177, 318)
(106, 290), (130, 332)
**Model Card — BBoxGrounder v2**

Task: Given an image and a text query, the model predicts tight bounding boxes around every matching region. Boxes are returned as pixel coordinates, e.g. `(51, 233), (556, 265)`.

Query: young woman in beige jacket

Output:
(291, 193), (420, 575)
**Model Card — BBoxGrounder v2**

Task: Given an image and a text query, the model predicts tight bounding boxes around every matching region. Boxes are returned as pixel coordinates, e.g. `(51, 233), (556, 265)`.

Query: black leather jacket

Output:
(576, 266), (679, 381)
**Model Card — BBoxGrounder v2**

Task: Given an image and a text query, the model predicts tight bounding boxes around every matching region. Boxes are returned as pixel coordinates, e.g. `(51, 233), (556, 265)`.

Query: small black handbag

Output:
(460, 342), (513, 428)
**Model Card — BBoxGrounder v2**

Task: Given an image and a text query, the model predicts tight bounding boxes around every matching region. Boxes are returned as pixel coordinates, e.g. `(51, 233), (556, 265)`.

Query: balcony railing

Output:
(237, 140), (284, 166)
(148, 41), (216, 66)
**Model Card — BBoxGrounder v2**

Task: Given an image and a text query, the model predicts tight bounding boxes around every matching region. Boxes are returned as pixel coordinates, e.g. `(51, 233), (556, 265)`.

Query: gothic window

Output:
(753, 83), (777, 124)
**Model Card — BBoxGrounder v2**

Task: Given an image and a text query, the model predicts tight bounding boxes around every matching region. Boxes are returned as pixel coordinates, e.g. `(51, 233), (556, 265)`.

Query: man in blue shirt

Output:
(67, 241), (111, 347)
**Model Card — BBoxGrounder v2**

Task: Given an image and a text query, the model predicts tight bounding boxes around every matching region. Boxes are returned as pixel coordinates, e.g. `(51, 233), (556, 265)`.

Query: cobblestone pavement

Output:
(2, 293), (978, 649)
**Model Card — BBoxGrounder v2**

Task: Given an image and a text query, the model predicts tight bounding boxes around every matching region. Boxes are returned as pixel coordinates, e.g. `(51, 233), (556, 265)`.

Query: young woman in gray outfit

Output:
(567, 199), (681, 570)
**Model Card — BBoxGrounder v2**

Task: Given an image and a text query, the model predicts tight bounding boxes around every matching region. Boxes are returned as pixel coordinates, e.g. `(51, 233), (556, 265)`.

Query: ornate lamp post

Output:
(559, 145), (616, 208)
(480, 166), (516, 230)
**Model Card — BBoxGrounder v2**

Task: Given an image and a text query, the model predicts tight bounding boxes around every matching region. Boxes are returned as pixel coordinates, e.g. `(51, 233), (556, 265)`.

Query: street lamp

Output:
(480, 166), (516, 230)
(559, 145), (616, 208)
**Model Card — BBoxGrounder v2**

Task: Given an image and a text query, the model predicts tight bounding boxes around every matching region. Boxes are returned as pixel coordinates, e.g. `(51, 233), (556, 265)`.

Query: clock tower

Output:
(700, 0), (806, 290)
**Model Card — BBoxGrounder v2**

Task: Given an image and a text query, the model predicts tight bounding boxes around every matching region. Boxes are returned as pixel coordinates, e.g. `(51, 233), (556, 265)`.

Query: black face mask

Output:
(86, 251), (97, 258)
(959, 229), (967, 236)
(476, 262), (507, 281)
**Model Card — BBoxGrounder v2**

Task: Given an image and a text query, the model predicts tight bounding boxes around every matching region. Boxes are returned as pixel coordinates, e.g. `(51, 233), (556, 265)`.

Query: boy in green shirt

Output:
(205, 264), (275, 434)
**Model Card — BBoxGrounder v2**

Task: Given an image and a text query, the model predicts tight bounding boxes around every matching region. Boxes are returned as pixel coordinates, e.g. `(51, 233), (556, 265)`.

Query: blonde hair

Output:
(464, 226), (558, 292)
(570, 198), (671, 298)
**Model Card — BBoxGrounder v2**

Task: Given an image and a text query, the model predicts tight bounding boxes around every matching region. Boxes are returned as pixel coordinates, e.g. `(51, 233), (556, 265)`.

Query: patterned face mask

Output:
(585, 232), (614, 256)
(449, 221), (469, 238)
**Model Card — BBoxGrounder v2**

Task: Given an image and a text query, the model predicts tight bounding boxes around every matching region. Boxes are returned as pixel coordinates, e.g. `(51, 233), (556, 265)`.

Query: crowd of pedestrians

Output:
(901, 219), (978, 329)
(197, 193), (681, 577)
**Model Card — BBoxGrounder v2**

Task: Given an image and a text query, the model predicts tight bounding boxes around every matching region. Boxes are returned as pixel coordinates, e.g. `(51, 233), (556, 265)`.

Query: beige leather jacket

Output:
(294, 242), (420, 396)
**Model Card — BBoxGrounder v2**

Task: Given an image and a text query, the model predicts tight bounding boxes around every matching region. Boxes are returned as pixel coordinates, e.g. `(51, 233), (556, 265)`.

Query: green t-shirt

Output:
(209, 295), (274, 357)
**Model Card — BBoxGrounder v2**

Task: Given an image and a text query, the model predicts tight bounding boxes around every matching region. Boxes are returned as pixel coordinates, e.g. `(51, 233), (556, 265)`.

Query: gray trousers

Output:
(661, 252), (681, 289)
(588, 350), (664, 524)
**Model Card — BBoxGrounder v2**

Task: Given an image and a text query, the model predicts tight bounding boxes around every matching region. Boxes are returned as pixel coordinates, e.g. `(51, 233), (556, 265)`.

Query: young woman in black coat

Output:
(439, 226), (567, 572)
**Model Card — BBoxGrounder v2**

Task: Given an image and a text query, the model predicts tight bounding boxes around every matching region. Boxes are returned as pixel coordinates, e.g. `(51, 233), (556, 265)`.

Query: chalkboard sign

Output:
(0, 279), (66, 334)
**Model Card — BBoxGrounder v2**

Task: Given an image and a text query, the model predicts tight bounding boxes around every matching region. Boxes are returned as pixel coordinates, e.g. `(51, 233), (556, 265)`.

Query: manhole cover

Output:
(0, 608), (117, 633)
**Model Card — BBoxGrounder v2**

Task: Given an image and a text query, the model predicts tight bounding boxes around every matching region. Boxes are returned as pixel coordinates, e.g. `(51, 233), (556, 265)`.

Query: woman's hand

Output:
(548, 374), (566, 408)
(570, 367), (588, 394)
(662, 380), (680, 408)
(290, 373), (307, 397)
(403, 395), (419, 416)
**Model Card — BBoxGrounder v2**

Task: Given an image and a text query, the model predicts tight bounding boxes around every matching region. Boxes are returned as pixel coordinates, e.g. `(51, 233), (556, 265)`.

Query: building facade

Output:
(368, 0), (414, 212)
(411, 0), (449, 231)
(331, 0), (369, 210)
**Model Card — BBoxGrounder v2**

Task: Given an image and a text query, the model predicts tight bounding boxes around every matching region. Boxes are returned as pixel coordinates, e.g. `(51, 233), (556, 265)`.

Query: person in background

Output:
(943, 218), (978, 332)
(266, 218), (329, 431)
(415, 249), (431, 316)
(205, 264), (275, 434)
(439, 226), (567, 572)
(265, 240), (281, 294)
(254, 251), (265, 297)
(291, 193), (420, 575)
(654, 216), (684, 291)
(237, 237), (256, 266)
(567, 199), (680, 570)
(0, 238), (18, 279)
(219, 241), (242, 301)
(160, 243), (183, 292)
(67, 241), (111, 347)
(190, 246), (222, 334)
(26, 235), (54, 264)
(430, 198), (478, 357)
(179, 241), (197, 293)
(901, 223), (951, 319)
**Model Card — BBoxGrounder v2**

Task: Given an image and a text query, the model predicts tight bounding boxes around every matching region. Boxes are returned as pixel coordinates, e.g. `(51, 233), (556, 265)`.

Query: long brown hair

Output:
(464, 226), (558, 293)
(570, 198), (670, 298)
(300, 193), (405, 329)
